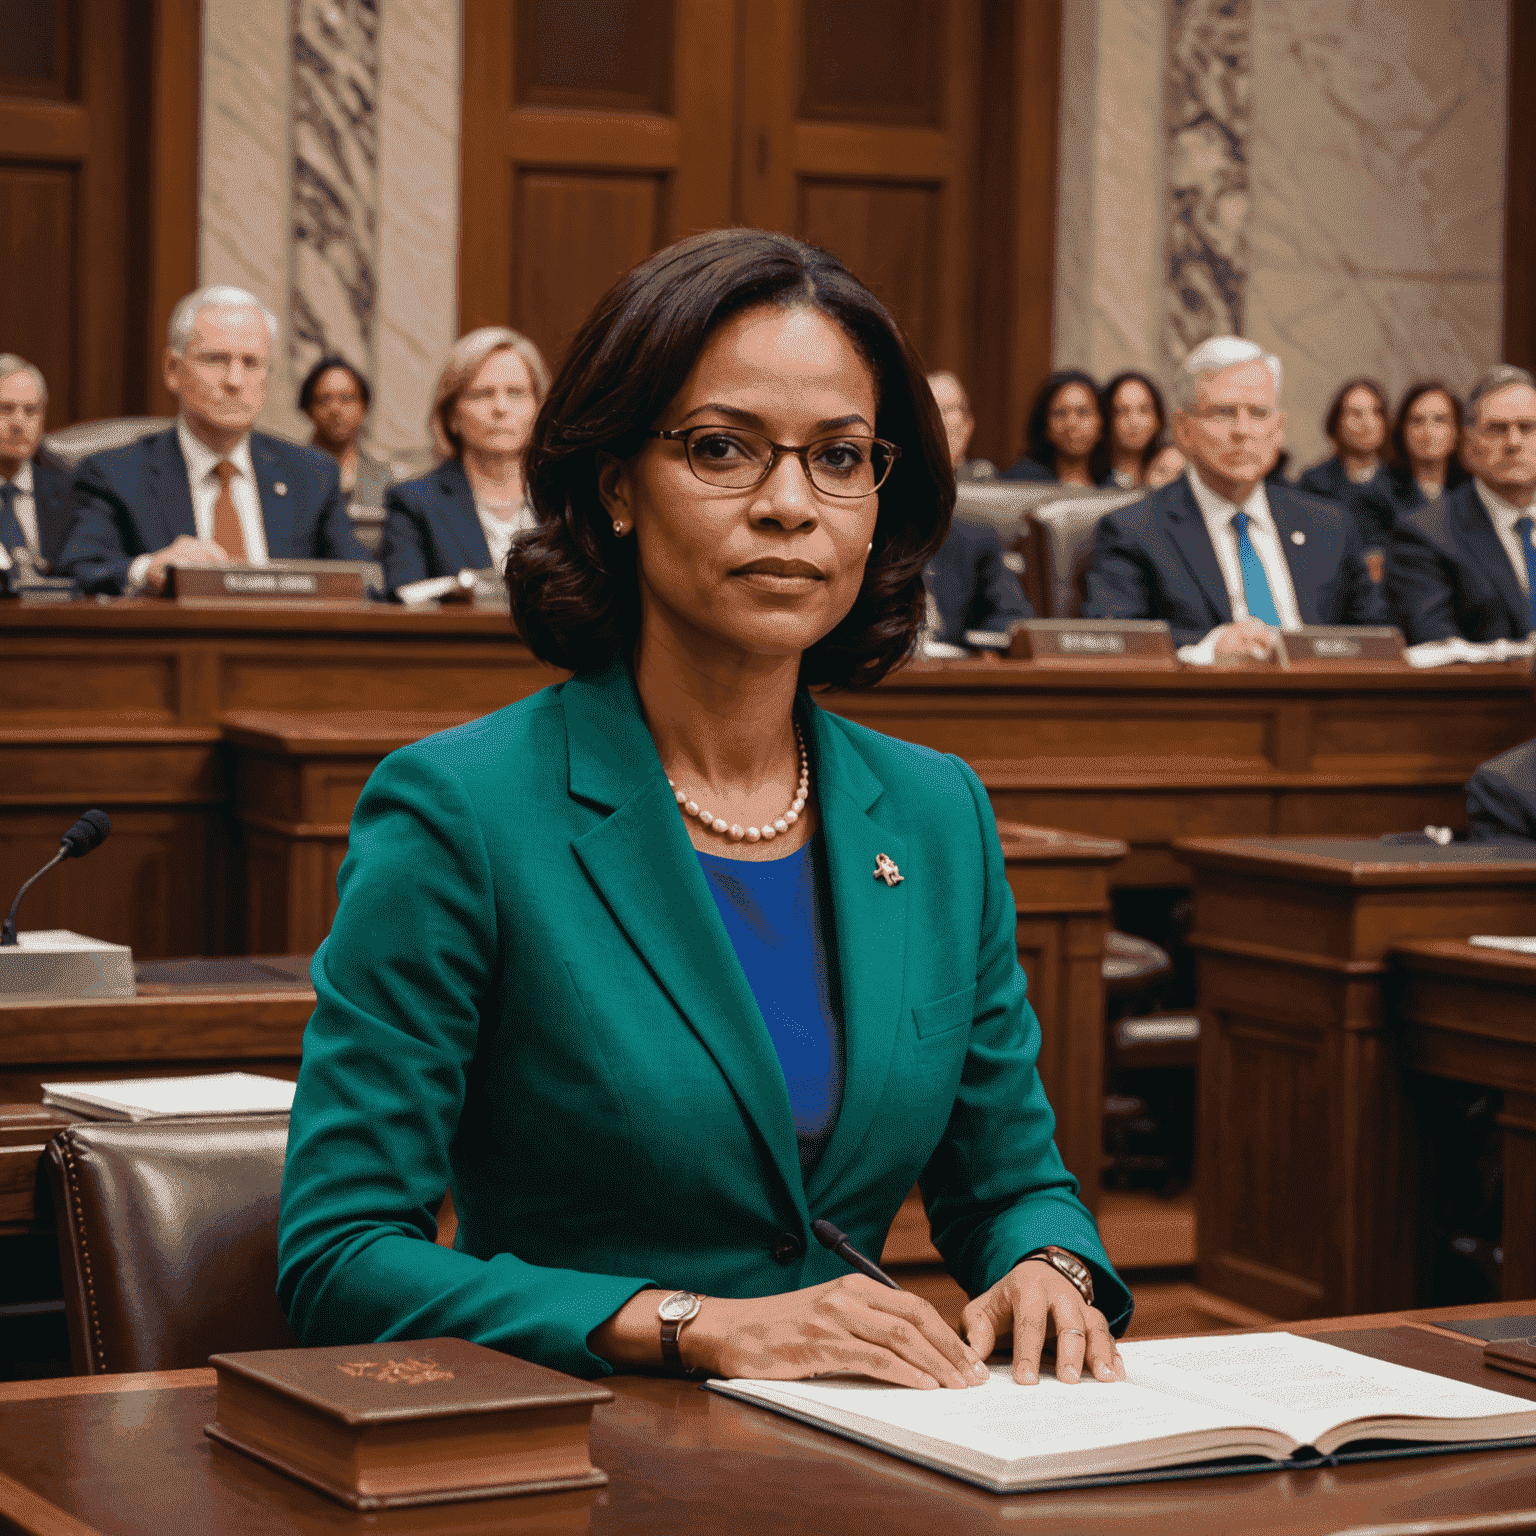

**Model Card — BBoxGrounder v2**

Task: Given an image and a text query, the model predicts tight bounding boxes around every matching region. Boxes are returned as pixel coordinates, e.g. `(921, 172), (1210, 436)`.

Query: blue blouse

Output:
(697, 837), (844, 1177)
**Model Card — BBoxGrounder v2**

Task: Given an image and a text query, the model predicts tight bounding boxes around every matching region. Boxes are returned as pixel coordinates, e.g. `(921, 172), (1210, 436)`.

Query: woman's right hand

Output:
(683, 1277), (990, 1388)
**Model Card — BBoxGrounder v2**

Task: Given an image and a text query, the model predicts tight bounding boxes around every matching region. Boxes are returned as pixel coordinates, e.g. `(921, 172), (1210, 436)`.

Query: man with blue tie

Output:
(57, 285), (365, 595)
(1084, 336), (1386, 660)
(1386, 367), (1536, 645)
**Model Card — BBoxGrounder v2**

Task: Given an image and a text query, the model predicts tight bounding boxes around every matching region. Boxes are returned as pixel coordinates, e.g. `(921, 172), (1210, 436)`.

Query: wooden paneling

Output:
(798, 0), (944, 127)
(0, 164), (77, 427)
(1505, 0), (1536, 373)
(0, 0), (198, 427)
(515, 0), (674, 112)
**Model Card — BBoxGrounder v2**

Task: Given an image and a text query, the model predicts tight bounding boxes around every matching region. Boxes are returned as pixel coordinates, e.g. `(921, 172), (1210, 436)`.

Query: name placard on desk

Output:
(1277, 625), (1405, 667)
(168, 560), (378, 603)
(1007, 618), (1177, 668)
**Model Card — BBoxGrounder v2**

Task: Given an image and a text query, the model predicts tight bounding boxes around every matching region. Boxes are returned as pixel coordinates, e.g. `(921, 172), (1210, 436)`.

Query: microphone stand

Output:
(1, 846), (70, 946)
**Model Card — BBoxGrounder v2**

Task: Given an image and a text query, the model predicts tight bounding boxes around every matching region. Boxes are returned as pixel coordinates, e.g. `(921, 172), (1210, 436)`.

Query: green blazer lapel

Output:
(801, 700), (910, 1208)
(563, 662), (808, 1218)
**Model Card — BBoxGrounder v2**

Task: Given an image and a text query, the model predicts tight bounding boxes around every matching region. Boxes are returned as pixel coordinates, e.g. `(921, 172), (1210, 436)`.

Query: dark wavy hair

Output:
(1019, 370), (1110, 483)
(297, 355), (372, 413)
(1101, 370), (1168, 474)
(1322, 376), (1390, 453)
(505, 228), (953, 688)
(1388, 380), (1468, 492)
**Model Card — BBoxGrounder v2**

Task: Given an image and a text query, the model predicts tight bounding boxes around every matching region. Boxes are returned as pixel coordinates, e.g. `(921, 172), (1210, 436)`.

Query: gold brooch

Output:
(873, 852), (903, 887)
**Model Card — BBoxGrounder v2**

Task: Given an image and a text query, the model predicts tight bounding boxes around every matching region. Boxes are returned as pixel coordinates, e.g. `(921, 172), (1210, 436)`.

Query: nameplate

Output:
(168, 561), (371, 603)
(1276, 625), (1405, 667)
(1008, 619), (1177, 668)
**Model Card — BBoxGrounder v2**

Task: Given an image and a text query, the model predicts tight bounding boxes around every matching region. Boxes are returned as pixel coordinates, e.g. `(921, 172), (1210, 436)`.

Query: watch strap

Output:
(1022, 1245), (1094, 1307)
(657, 1291), (705, 1377)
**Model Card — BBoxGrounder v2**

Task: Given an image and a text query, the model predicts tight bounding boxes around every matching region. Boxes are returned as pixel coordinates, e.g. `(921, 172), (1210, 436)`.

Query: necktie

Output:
(212, 460), (248, 560)
(0, 481), (26, 561)
(1517, 516), (1536, 635)
(1231, 510), (1281, 627)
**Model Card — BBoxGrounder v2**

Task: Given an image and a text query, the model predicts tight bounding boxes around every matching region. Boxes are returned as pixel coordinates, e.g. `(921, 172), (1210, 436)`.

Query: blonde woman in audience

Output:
(380, 327), (550, 594)
(280, 228), (1130, 1391)
(1101, 371), (1184, 490)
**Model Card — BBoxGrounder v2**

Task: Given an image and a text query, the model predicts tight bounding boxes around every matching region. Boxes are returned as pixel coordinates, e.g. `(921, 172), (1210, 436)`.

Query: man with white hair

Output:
(0, 354), (74, 576)
(1386, 365), (1536, 644)
(57, 286), (366, 594)
(1084, 336), (1385, 660)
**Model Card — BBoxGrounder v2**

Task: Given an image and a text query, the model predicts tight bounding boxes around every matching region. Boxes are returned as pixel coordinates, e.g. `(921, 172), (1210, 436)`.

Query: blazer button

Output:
(772, 1232), (805, 1265)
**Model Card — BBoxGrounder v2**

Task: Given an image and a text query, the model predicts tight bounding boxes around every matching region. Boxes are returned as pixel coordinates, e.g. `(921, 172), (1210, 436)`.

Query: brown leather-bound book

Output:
(205, 1338), (612, 1510)
(1485, 1337), (1536, 1383)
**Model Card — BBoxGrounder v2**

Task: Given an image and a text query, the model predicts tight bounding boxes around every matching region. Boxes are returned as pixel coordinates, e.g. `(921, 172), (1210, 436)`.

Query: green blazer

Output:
(278, 659), (1131, 1377)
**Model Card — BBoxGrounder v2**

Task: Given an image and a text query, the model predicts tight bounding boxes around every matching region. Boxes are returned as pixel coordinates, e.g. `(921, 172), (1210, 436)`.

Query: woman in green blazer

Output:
(278, 229), (1132, 1392)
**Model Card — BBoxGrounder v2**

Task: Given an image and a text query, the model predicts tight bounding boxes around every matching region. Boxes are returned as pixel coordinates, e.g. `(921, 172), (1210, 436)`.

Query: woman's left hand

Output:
(959, 1259), (1125, 1385)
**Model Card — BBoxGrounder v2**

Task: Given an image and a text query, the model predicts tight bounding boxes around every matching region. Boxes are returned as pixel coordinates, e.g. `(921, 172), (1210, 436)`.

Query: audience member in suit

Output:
(1004, 370), (1111, 487)
(380, 328), (550, 595)
(279, 228), (1130, 1387)
(1386, 366), (1536, 644)
(926, 517), (1032, 646)
(926, 369), (997, 481)
(1295, 378), (1395, 549)
(0, 354), (74, 577)
(298, 356), (393, 511)
(1380, 381), (1469, 524)
(1465, 737), (1536, 845)
(57, 286), (365, 595)
(1084, 336), (1387, 661)
(1102, 371), (1184, 490)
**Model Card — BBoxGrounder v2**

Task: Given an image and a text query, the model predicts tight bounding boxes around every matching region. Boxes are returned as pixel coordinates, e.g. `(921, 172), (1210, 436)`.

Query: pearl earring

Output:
(613, 520), (626, 536)
(867, 541), (873, 554)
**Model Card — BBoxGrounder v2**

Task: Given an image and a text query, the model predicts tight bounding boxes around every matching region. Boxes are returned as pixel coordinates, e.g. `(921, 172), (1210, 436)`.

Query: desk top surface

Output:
(2, 1305), (1534, 1536)
(1176, 835), (1536, 885)
(1392, 936), (1536, 982)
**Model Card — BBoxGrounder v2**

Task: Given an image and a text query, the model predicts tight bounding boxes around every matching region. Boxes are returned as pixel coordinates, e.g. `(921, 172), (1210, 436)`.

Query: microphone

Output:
(1, 810), (112, 946)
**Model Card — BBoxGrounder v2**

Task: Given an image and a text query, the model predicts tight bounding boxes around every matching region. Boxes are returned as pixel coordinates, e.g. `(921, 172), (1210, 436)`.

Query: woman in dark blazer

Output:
(380, 328), (550, 594)
(1382, 381), (1468, 522)
(279, 229), (1130, 1392)
(1295, 377), (1395, 548)
(1003, 370), (1112, 487)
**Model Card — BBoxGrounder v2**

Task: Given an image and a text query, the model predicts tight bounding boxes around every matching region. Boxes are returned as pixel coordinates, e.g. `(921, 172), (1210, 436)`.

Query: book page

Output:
(1121, 1333), (1536, 1450)
(713, 1366), (1290, 1483)
(41, 1071), (296, 1120)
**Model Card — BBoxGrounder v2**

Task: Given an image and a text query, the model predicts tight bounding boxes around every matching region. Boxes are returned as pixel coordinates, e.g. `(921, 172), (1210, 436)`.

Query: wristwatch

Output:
(657, 1290), (705, 1376)
(1022, 1246), (1094, 1307)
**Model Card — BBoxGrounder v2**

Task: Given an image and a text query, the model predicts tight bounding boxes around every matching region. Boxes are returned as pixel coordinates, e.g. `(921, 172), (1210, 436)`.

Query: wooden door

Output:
(0, 0), (199, 428)
(461, 0), (738, 372)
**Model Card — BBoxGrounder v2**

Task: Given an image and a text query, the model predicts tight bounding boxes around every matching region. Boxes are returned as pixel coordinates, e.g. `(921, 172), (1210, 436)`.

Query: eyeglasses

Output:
(1189, 404), (1277, 423)
(187, 351), (270, 376)
(646, 426), (899, 498)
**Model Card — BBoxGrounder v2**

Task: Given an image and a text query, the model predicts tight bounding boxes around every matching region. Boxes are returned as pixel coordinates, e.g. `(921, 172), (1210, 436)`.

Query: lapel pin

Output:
(873, 853), (903, 887)
(273, 482), (287, 496)
(1291, 530), (1305, 545)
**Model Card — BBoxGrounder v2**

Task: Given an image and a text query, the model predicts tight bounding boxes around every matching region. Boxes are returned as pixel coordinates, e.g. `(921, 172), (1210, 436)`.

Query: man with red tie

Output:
(57, 286), (366, 595)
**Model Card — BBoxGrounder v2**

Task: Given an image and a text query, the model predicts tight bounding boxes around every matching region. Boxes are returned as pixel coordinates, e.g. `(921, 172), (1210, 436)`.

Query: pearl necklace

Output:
(668, 721), (809, 844)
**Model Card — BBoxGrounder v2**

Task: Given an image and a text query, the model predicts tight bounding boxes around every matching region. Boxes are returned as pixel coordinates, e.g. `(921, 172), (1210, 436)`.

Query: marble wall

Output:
(1245, 0), (1509, 470)
(198, 0), (459, 455)
(1054, 0), (1168, 381)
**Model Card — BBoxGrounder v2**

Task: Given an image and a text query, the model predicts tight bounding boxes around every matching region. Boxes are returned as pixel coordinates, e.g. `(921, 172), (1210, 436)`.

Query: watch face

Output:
(658, 1291), (700, 1323)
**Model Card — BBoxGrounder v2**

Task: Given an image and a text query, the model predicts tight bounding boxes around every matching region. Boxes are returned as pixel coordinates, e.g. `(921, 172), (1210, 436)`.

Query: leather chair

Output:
(41, 417), (174, 468)
(1029, 489), (1144, 617)
(45, 1115), (297, 1375)
(954, 481), (1074, 615)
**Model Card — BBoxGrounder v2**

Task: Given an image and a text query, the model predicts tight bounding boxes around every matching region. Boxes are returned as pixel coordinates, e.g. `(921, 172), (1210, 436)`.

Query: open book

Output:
(707, 1332), (1536, 1493)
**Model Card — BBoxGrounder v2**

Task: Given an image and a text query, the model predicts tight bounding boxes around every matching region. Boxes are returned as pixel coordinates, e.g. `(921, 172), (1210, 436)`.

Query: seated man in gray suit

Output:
(0, 353), (75, 577)
(57, 285), (365, 595)
(1386, 366), (1536, 645)
(1466, 737), (1536, 845)
(1084, 336), (1385, 661)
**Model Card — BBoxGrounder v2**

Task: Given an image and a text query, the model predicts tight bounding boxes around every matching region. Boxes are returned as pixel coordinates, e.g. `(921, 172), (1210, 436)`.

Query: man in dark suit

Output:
(57, 285), (365, 595)
(1084, 336), (1386, 659)
(926, 515), (1031, 646)
(0, 354), (75, 577)
(1466, 737), (1536, 844)
(1386, 366), (1536, 645)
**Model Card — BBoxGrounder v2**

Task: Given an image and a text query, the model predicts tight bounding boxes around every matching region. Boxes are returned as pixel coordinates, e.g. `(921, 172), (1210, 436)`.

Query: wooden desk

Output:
(5, 602), (1531, 956)
(1179, 836), (1536, 1323)
(1392, 938), (1536, 1300)
(2, 1304), (1534, 1535)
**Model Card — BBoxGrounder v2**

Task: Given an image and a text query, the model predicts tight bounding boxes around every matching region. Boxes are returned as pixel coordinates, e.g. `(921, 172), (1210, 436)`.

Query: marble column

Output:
(198, 0), (460, 455)
(1054, 0), (1168, 383)
(1245, 0), (1509, 470)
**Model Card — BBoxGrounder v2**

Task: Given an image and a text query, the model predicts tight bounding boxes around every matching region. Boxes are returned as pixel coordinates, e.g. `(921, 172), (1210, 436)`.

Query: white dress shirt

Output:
(1178, 469), (1303, 663)
(475, 495), (537, 574)
(126, 420), (269, 591)
(1473, 480), (1534, 596)
(0, 460), (39, 571)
